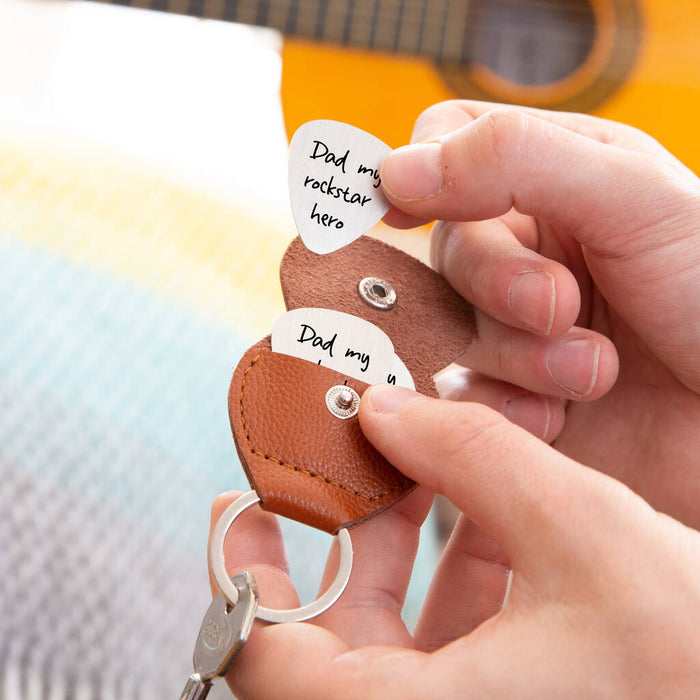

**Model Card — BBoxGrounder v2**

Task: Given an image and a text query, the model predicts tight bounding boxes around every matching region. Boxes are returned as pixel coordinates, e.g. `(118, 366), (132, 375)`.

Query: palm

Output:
(552, 283), (700, 528)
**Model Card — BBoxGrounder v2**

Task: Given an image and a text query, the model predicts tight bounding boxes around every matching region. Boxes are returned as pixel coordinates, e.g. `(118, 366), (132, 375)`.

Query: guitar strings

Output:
(116, 0), (639, 68)
(174, 0), (623, 29)
(254, 0), (602, 16)
(241, 0), (612, 22)
(176, 0), (622, 41)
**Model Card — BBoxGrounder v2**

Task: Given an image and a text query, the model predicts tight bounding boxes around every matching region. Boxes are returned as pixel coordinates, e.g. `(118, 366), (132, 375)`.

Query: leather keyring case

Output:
(229, 235), (476, 535)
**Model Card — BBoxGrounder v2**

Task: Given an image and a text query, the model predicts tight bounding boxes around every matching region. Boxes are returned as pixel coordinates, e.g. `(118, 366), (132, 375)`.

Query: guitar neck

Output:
(100, 0), (471, 62)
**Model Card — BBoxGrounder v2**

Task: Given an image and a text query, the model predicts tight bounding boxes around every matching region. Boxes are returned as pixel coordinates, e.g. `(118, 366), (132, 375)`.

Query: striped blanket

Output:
(0, 6), (436, 697)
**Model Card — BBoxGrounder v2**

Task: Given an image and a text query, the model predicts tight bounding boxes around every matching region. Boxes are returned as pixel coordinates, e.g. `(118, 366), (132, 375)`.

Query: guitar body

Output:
(282, 0), (700, 172)
(281, 42), (453, 148)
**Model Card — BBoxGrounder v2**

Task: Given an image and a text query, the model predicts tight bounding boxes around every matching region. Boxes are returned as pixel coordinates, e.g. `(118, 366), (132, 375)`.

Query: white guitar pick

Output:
(271, 307), (394, 384)
(288, 120), (392, 255)
(386, 354), (415, 390)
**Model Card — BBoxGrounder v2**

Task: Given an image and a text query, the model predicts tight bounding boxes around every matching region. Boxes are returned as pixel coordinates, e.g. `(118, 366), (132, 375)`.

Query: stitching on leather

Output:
(239, 351), (409, 502)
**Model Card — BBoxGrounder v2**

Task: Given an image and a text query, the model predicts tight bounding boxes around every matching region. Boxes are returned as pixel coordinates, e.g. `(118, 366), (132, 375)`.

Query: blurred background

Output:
(0, 0), (697, 697)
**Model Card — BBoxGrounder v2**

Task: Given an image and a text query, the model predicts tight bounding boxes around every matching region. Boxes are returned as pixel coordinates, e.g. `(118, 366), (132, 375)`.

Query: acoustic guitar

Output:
(92, 0), (700, 171)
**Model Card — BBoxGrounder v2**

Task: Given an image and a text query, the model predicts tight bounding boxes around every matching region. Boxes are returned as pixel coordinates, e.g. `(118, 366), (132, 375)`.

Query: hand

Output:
(211, 391), (700, 699)
(379, 101), (700, 528)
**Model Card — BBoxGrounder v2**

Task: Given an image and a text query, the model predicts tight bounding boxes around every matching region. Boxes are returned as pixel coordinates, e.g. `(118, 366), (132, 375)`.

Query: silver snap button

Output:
(358, 277), (397, 310)
(325, 385), (360, 419)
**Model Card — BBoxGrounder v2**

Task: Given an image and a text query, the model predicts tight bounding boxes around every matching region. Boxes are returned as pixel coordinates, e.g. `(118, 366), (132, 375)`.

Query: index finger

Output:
(379, 109), (691, 261)
(382, 100), (687, 231)
(410, 99), (683, 167)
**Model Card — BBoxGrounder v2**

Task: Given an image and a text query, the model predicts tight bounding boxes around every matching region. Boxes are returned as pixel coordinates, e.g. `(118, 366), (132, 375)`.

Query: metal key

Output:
(180, 571), (259, 700)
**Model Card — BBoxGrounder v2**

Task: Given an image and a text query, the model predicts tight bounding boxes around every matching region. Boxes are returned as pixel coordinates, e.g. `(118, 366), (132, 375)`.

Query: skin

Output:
(210, 101), (700, 698)
(380, 101), (700, 530)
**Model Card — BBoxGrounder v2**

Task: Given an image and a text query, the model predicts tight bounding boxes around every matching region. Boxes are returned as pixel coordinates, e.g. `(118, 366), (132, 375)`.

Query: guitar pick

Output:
(271, 307), (394, 384)
(387, 354), (415, 390)
(288, 120), (392, 255)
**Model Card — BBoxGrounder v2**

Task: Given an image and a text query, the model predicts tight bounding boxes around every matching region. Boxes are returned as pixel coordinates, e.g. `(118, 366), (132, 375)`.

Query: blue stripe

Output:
(0, 234), (251, 472)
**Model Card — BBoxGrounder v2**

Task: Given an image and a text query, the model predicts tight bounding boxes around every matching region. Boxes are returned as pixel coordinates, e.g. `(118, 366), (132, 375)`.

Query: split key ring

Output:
(209, 491), (354, 624)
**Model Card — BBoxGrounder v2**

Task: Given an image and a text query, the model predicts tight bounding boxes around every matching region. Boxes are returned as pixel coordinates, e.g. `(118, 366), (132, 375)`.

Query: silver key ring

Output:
(209, 490), (354, 623)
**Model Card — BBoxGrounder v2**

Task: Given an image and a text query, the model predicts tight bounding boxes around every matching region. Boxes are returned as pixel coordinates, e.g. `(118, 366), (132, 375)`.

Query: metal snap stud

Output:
(358, 277), (397, 310)
(325, 385), (360, 419)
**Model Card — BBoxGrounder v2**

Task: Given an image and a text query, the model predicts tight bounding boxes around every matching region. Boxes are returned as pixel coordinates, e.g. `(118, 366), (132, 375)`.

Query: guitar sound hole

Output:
(470, 0), (597, 86)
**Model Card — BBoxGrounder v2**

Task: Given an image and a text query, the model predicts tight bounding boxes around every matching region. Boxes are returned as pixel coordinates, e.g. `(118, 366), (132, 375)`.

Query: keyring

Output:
(209, 491), (354, 623)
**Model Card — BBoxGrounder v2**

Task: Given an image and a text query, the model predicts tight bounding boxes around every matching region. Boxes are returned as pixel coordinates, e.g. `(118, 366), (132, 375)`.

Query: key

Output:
(180, 571), (259, 700)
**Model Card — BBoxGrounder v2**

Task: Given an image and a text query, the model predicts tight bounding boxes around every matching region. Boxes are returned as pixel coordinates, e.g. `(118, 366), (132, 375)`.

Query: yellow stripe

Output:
(0, 134), (294, 338)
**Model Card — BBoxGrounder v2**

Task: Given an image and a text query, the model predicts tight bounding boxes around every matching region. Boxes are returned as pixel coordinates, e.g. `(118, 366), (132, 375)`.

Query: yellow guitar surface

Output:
(280, 1), (700, 171)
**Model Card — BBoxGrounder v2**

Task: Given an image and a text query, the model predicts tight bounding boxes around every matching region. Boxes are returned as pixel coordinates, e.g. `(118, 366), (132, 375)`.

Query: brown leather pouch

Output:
(230, 337), (414, 534)
(280, 236), (476, 397)
(228, 235), (476, 534)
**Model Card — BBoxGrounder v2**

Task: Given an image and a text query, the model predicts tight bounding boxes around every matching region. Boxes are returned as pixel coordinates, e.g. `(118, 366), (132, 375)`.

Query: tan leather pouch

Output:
(228, 236), (476, 534)
(280, 236), (476, 397)
(230, 338), (414, 534)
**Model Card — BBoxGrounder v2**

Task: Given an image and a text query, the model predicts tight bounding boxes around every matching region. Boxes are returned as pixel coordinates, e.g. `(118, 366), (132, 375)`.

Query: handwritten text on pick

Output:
(288, 121), (391, 255)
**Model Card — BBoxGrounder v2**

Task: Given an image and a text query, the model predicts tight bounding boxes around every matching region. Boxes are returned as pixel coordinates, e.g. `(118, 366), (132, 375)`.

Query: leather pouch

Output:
(228, 235), (476, 534)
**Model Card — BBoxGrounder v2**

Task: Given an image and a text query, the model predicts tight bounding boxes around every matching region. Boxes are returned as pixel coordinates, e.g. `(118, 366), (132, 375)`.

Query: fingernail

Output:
(434, 367), (468, 400)
(365, 385), (423, 414)
(381, 143), (443, 201)
(503, 394), (551, 440)
(546, 338), (600, 397)
(508, 271), (556, 334)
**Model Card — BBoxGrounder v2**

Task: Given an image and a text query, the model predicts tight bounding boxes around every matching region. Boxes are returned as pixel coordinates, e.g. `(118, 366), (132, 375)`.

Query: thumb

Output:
(359, 384), (643, 576)
(380, 110), (700, 390)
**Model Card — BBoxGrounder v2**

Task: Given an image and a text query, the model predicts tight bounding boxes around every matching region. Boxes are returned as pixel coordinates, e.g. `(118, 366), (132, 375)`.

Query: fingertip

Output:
(380, 142), (444, 204)
(507, 264), (581, 338)
(590, 334), (620, 398)
(365, 393), (506, 485)
(434, 367), (566, 443)
(208, 491), (290, 578)
(429, 218), (582, 339)
(428, 218), (457, 275)
(210, 490), (242, 526)
(507, 270), (557, 335)
(503, 394), (566, 443)
(359, 386), (431, 463)
(434, 365), (470, 400)
(381, 206), (432, 230)
(362, 384), (427, 416)
(544, 397), (567, 442)
(546, 333), (619, 400)
(547, 266), (582, 338)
